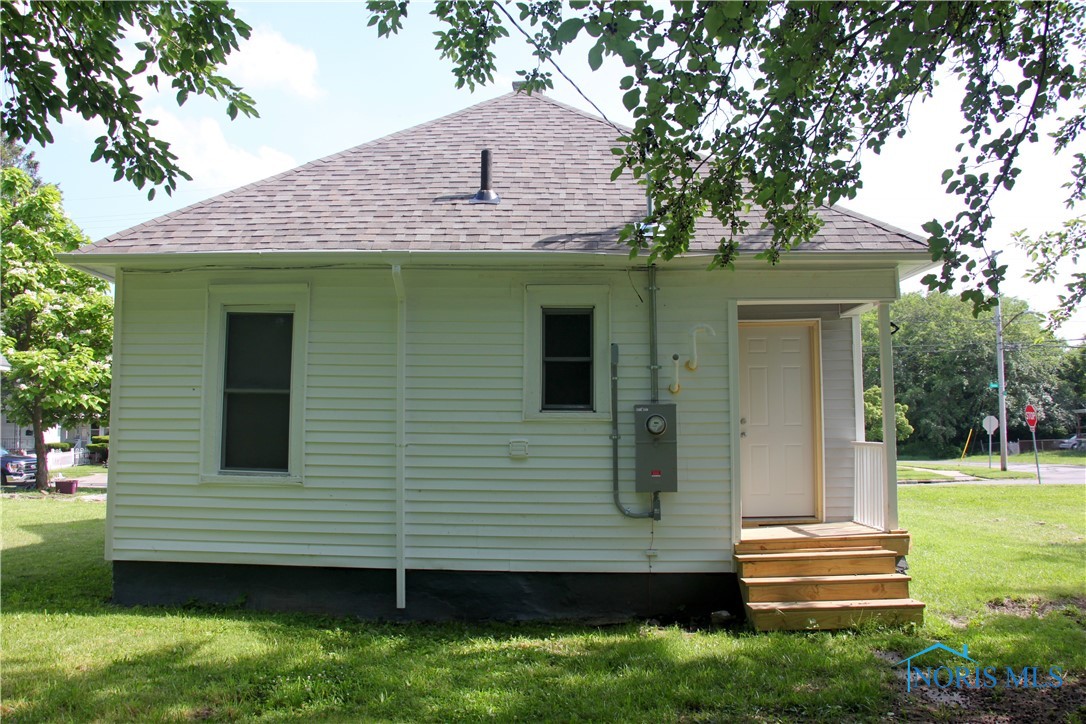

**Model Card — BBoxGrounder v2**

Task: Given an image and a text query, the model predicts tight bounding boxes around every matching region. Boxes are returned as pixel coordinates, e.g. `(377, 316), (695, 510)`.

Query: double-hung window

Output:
(524, 285), (610, 420)
(202, 284), (309, 483)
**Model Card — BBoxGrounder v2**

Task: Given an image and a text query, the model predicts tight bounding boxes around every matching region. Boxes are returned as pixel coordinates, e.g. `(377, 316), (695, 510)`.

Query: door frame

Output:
(736, 319), (826, 526)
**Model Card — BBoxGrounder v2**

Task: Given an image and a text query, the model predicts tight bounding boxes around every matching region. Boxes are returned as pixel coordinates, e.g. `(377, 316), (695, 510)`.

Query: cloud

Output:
(226, 27), (325, 101)
(150, 109), (297, 190)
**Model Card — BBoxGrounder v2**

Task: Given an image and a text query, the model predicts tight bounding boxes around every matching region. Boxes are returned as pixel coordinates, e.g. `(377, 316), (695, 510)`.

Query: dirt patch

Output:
(986, 595), (1086, 621)
(879, 651), (1086, 722)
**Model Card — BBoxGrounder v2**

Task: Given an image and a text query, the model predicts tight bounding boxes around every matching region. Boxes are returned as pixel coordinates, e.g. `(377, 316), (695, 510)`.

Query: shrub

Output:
(45, 442), (73, 451)
(87, 438), (109, 464)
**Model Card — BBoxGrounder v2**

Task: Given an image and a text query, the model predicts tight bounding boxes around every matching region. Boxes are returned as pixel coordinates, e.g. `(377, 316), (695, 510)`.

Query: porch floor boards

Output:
(736, 522), (924, 631)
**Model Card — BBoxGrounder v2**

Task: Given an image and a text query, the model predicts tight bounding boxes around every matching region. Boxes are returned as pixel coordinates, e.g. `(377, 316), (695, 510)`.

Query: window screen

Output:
(542, 308), (593, 410)
(222, 312), (293, 471)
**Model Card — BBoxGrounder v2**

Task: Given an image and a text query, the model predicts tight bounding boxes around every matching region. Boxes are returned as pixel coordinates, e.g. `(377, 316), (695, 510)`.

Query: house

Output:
(64, 90), (930, 628)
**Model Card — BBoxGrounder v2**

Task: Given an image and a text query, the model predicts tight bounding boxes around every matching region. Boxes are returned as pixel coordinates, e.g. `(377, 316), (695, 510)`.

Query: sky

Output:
(19, 1), (1086, 343)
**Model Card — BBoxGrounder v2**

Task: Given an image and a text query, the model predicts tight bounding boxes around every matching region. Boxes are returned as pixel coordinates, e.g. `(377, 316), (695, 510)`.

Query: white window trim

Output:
(524, 284), (611, 421)
(201, 283), (309, 485)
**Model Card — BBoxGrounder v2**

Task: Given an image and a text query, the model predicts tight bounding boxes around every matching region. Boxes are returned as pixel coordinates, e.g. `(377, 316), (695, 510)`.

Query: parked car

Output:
(1057, 434), (1085, 450)
(1, 447), (37, 486)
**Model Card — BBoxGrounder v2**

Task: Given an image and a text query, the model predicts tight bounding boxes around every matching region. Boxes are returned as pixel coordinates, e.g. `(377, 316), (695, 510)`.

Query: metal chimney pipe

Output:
(470, 149), (501, 204)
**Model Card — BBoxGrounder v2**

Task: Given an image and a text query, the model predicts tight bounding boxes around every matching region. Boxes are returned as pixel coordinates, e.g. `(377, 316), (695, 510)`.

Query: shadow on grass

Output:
(3, 618), (902, 722)
(3, 502), (1082, 721)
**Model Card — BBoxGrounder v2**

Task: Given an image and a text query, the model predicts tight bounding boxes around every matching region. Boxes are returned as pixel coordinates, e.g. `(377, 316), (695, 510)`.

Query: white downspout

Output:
(392, 265), (407, 608)
(877, 302), (899, 531)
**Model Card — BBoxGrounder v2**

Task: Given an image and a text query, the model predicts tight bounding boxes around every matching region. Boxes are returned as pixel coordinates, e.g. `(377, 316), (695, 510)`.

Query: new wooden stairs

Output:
(735, 523), (925, 631)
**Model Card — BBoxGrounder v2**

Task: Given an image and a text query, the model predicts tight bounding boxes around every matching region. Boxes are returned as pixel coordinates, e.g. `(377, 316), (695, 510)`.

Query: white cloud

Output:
(150, 109), (297, 190)
(226, 27), (325, 101)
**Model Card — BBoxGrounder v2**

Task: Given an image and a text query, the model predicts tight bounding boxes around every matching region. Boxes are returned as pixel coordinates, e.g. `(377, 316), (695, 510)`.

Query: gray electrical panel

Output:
(634, 403), (678, 492)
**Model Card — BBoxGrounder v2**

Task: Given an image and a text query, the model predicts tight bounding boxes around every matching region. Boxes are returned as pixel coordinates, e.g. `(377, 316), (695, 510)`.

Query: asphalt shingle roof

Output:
(73, 91), (927, 257)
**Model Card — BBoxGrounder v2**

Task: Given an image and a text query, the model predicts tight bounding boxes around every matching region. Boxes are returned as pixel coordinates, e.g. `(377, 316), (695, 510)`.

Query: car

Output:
(1, 447), (37, 486)
(1057, 434), (1085, 450)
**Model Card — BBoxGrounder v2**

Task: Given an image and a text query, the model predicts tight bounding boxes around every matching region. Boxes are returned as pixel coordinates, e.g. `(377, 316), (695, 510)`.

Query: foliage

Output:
(1, 1), (257, 199)
(1, 168), (113, 488)
(44, 441), (73, 452)
(862, 385), (913, 442)
(367, 1), (1086, 315)
(1, 134), (41, 185)
(1016, 217), (1085, 329)
(1057, 346), (1086, 405)
(862, 292), (1076, 457)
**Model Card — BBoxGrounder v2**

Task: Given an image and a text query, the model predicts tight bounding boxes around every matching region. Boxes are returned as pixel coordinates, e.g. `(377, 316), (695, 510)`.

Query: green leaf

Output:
(622, 87), (641, 111)
(555, 17), (584, 44)
(588, 42), (603, 71)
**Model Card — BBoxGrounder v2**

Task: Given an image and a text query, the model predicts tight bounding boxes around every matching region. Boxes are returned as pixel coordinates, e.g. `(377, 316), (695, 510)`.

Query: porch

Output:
(735, 520), (924, 631)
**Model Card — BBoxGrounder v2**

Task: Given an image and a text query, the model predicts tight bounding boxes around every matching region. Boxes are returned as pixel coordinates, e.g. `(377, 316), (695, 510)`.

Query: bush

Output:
(87, 438), (109, 464)
(45, 442), (73, 451)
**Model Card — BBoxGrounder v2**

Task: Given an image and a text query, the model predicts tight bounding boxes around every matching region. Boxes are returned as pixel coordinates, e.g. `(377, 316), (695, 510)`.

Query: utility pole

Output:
(993, 251), (1009, 471)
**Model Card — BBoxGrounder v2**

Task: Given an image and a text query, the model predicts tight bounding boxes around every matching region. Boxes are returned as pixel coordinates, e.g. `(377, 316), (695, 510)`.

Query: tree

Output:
(367, 1), (1086, 317)
(1, 1), (257, 199)
(1, 168), (113, 489)
(862, 292), (1075, 457)
(862, 386), (914, 443)
(1, 135), (41, 186)
(1016, 216), (1084, 329)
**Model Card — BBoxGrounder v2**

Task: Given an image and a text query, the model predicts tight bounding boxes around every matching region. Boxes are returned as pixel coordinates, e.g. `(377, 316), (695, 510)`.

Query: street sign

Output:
(989, 382), (999, 389)
(982, 416), (999, 434)
(1025, 404), (1038, 431)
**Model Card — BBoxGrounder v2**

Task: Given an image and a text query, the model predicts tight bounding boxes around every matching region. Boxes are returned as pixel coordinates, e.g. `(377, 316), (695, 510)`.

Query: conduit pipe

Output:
(611, 343), (657, 520)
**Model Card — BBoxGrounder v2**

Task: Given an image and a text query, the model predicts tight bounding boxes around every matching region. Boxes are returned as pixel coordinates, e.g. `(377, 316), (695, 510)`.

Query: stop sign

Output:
(1024, 404), (1038, 431)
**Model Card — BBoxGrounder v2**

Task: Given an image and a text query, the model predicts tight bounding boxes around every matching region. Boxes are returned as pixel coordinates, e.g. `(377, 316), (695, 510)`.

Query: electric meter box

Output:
(634, 403), (678, 492)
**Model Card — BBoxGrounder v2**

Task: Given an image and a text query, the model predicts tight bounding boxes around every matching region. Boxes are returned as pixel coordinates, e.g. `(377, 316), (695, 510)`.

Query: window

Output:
(524, 285), (610, 420)
(202, 284), (308, 483)
(222, 312), (293, 471)
(541, 308), (593, 410)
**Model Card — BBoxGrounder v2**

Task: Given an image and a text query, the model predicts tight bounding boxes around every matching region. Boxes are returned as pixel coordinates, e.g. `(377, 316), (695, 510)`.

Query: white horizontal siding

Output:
(111, 270), (399, 569)
(111, 265), (897, 575)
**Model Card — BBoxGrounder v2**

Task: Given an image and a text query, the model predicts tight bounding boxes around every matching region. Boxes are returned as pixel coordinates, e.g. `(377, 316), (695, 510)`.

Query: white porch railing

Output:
(853, 441), (888, 530)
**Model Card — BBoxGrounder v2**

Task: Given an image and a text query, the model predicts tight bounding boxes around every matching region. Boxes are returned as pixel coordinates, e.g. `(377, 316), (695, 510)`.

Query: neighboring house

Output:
(64, 90), (930, 628)
(0, 407), (101, 469)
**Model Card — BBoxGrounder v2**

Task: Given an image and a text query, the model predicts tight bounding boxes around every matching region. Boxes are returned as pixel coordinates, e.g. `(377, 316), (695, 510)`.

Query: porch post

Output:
(877, 302), (899, 530)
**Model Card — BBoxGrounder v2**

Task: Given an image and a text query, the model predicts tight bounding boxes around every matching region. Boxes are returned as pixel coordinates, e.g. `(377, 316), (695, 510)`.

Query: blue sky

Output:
(22, 1), (1085, 341)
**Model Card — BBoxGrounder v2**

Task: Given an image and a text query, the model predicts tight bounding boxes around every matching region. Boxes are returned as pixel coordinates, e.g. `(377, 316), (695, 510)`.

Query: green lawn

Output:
(961, 449), (1086, 466)
(2, 487), (1084, 722)
(899, 462), (1035, 481)
(50, 463), (108, 479)
(896, 465), (955, 481)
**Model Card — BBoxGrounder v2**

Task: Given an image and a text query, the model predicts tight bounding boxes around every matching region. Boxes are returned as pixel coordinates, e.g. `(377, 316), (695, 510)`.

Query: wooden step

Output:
(735, 548), (897, 577)
(740, 573), (912, 602)
(746, 598), (925, 631)
(736, 532), (911, 556)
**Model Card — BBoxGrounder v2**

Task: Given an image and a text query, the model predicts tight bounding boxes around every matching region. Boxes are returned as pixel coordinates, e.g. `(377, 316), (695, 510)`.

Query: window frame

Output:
(201, 283), (309, 485)
(523, 285), (610, 421)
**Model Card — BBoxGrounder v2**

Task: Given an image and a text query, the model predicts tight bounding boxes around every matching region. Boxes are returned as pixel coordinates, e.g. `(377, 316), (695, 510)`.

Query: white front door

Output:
(739, 322), (821, 519)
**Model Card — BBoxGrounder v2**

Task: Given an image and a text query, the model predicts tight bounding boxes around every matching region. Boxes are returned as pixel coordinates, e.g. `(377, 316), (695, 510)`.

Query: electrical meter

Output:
(634, 403), (678, 492)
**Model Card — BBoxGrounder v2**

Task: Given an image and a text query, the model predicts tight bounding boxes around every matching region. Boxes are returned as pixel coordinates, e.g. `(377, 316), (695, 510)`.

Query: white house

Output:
(65, 91), (930, 628)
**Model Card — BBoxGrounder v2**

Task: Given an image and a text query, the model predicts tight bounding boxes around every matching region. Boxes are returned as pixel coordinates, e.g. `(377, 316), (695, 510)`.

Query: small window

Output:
(541, 309), (593, 410)
(221, 312), (293, 471)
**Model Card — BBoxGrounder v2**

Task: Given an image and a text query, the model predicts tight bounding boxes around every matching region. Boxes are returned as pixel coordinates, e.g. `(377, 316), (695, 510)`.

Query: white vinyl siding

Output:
(108, 265), (886, 575)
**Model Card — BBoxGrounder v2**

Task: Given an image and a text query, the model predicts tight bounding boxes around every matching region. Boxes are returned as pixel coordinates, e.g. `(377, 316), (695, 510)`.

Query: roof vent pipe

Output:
(469, 149), (501, 205)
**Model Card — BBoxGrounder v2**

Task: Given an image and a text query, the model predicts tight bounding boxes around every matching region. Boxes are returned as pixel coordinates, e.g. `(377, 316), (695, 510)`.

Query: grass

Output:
(896, 465), (955, 481)
(49, 464), (108, 479)
(962, 449), (1086, 466)
(898, 462), (1035, 481)
(2, 487), (1084, 722)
